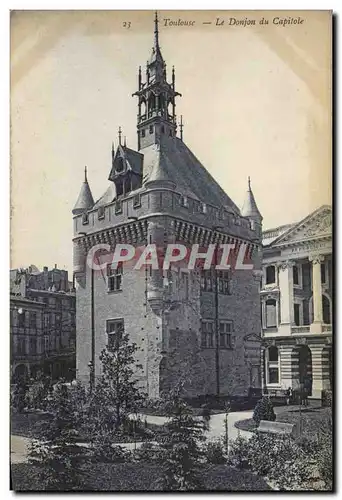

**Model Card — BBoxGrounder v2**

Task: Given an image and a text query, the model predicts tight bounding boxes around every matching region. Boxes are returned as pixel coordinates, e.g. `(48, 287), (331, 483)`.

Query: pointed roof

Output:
(72, 167), (94, 215)
(108, 144), (143, 181)
(241, 177), (262, 221)
(141, 135), (240, 214)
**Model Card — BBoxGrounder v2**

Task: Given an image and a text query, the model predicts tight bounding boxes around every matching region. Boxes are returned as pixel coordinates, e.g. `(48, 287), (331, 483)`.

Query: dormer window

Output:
(116, 157), (125, 173)
(202, 203), (207, 214)
(82, 212), (89, 225)
(98, 206), (105, 220)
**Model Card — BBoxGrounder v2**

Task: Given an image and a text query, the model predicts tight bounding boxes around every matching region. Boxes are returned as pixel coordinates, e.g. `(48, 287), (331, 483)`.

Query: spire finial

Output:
(84, 166), (87, 182)
(154, 11), (159, 48)
(248, 176), (251, 190)
(180, 115), (184, 141)
(111, 141), (115, 159)
(124, 136), (127, 147)
(118, 126), (122, 145)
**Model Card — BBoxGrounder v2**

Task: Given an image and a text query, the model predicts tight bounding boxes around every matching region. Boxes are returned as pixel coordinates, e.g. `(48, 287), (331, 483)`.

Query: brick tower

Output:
(72, 12), (263, 398)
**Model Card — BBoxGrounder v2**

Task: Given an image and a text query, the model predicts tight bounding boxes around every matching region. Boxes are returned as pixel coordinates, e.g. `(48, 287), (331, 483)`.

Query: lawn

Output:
(234, 406), (332, 440)
(10, 462), (271, 491)
(11, 410), (164, 442)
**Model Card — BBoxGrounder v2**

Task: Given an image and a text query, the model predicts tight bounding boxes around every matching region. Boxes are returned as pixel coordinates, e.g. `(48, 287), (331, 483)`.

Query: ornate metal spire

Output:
(180, 115), (184, 141)
(154, 11), (159, 50)
(118, 126), (122, 145)
(84, 165), (88, 182)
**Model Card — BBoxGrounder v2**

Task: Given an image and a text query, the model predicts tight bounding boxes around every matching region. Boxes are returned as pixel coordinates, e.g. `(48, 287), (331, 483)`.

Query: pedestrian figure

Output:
(286, 387), (293, 405)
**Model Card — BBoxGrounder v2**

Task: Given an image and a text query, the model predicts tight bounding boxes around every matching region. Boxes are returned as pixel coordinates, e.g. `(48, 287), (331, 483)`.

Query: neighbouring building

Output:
(72, 13), (263, 399)
(10, 265), (76, 382)
(261, 205), (332, 399)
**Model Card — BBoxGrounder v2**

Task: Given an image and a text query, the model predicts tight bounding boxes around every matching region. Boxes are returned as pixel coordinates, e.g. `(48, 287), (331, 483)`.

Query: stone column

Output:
(310, 345), (324, 399)
(279, 345), (294, 390)
(309, 254), (324, 334)
(277, 261), (294, 333)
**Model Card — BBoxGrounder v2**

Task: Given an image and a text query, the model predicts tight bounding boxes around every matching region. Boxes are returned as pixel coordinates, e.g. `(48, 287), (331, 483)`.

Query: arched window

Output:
(148, 93), (156, 115)
(267, 346), (279, 385)
(140, 99), (146, 119)
(265, 299), (277, 328)
(265, 265), (276, 285)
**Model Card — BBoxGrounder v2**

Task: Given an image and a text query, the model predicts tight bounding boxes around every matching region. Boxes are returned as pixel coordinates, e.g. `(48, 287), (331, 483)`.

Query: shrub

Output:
(204, 439), (226, 464)
(253, 397), (276, 425)
(228, 433), (310, 490)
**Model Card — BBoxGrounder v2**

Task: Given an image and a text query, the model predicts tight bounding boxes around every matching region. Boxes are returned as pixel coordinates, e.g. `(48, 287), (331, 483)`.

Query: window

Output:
(55, 314), (62, 329)
(265, 299), (277, 328)
(29, 337), (36, 354)
(267, 346), (279, 384)
(294, 303), (300, 326)
(82, 212), (89, 225)
(43, 313), (49, 330)
(265, 266), (276, 285)
(106, 319), (124, 351)
(98, 206), (105, 220)
(18, 338), (26, 355)
(141, 129), (146, 138)
(219, 321), (233, 348)
(217, 271), (231, 295)
(29, 312), (37, 328)
(201, 269), (213, 292)
(149, 125), (154, 134)
(70, 313), (76, 327)
(293, 265), (299, 285)
(115, 200), (123, 214)
(133, 194), (141, 208)
(250, 219), (255, 230)
(293, 264), (302, 288)
(202, 203), (207, 214)
(161, 126), (165, 134)
(107, 263), (123, 292)
(18, 312), (25, 328)
(44, 336), (49, 353)
(201, 320), (214, 348)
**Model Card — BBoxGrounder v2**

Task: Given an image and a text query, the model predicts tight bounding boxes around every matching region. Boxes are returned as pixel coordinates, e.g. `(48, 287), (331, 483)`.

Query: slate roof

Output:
(140, 135), (241, 214)
(108, 144), (143, 181)
(73, 179), (95, 213)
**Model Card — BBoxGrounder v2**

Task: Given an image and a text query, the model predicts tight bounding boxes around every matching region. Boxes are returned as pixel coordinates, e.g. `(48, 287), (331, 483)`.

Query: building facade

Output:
(10, 265), (76, 382)
(73, 13), (263, 399)
(261, 205), (332, 399)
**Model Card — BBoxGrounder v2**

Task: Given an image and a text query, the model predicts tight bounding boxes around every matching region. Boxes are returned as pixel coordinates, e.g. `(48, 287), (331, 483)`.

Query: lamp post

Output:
(88, 360), (94, 392)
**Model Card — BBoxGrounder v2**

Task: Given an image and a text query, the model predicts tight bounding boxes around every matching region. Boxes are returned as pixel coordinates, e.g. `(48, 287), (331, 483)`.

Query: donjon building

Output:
(261, 205), (332, 399)
(72, 13), (263, 398)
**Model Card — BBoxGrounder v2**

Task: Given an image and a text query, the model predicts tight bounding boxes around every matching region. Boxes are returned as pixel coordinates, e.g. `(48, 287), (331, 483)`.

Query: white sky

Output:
(10, 10), (332, 273)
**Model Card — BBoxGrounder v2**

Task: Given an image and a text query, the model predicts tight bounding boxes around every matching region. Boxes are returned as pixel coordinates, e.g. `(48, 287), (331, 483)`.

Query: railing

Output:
(291, 325), (310, 334)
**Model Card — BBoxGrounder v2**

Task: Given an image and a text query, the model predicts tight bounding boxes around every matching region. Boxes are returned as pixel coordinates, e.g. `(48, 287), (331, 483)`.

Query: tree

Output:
(154, 385), (207, 491)
(97, 332), (145, 430)
(28, 381), (89, 491)
(85, 332), (145, 461)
